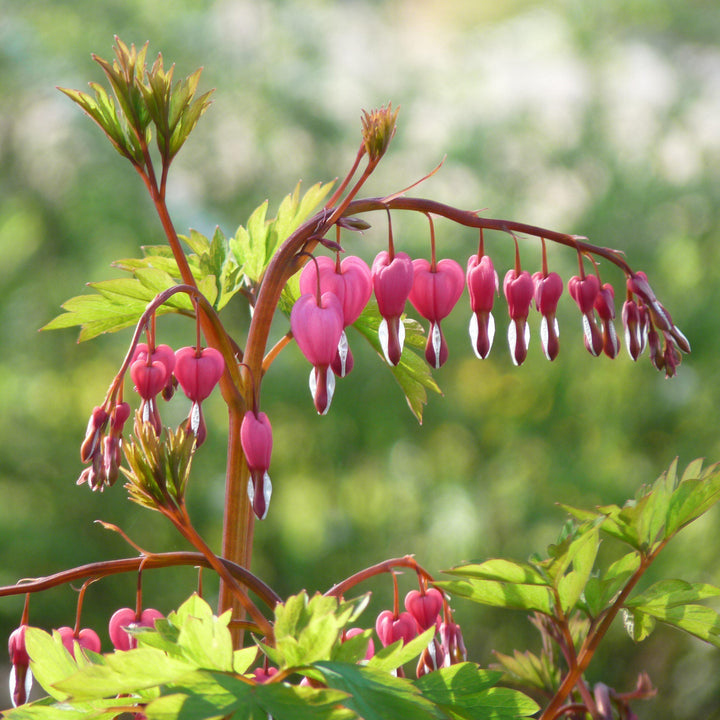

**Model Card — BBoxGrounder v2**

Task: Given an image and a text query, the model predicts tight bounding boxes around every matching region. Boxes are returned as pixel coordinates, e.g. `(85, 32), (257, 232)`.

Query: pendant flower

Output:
(466, 254), (499, 359)
(371, 250), (415, 366)
(299, 254), (372, 377)
(240, 410), (273, 520)
(290, 291), (344, 414)
(533, 271), (564, 361)
(408, 258), (464, 368)
(503, 269), (534, 365)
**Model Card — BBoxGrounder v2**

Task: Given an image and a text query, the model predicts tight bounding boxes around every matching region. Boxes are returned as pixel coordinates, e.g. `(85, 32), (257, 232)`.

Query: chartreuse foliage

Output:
(7, 593), (537, 720)
(435, 458), (720, 694)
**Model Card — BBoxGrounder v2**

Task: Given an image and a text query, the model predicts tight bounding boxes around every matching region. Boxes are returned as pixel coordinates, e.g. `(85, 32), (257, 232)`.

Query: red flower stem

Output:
(73, 580), (94, 636)
(324, 144), (366, 209)
(0, 552), (281, 608)
(539, 544), (664, 720)
(323, 556), (434, 599)
(426, 213), (437, 271)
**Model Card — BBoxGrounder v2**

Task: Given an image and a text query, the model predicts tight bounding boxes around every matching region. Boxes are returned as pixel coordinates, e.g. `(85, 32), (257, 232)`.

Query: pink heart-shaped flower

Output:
(58, 627), (102, 657)
(174, 347), (225, 402)
(290, 292), (344, 368)
(404, 588), (444, 631)
(130, 359), (168, 400)
(409, 258), (464, 322)
(375, 610), (418, 647)
(466, 254), (498, 312)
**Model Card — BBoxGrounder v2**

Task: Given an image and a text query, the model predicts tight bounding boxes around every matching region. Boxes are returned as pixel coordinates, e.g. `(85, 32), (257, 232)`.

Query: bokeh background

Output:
(1, 0), (720, 717)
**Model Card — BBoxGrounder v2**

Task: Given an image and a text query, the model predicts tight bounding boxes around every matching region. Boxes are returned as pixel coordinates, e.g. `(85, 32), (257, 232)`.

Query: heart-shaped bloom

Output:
(375, 610), (418, 647)
(240, 410), (273, 520)
(108, 607), (164, 651)
(503, 270), (534, 365)
(404, 588), (444, 631)
(133, 343), (177, 399)
(57, 627), (102, 658)
(291, 292), (344, 414)
(174, 347), (225, 402)
(533, 271), (563, 361)
(568, 275), (603, 356)
(409, 258), (464, 368)
(300, 255), (372, 377)
(371, 251), (414, 366)
(466, 254), (499, 359)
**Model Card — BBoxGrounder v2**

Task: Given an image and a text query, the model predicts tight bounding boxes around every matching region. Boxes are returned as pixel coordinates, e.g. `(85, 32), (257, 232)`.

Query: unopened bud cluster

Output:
(79, 340), (224, 491)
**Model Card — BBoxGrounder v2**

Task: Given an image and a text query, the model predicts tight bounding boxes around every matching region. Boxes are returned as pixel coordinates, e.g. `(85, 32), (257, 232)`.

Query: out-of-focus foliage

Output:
(1, 1), (720, 717)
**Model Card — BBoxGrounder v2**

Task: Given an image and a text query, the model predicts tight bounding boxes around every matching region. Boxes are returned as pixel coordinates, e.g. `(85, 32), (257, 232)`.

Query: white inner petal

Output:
(247, 478), (255, 505)
(431, 322), (442, 368)
(469, 314), (480, 359)
(337, 330), (349, 374)
(397, 320), (406, 356)
(323, 371), (336, 415)
(261, 471), (273, 520)
(190, 402), (201, 433)
(540, 316), (550, 360)
(487, 312), (496, 352)
(582, 315), (598, 355)
(507, 322), (518, 366)
(378, 318), (391, 364)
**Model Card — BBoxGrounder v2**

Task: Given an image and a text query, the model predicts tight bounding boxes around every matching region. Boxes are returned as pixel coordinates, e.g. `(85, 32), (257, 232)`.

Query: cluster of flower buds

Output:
(78, 339), (225, 491)
(374, 586), (466, 678)
(289, 235), (690, 417)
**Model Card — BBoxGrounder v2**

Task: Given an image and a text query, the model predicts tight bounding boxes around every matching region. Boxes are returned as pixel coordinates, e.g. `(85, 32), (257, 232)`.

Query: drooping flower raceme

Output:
(408, 258), (464, 368)
(466, 254), (499, 360)
(290, 291), (344, 414)
(371, 250), (415, 366)
(240, 410), (273, 520)
(299, 254), (372, 377)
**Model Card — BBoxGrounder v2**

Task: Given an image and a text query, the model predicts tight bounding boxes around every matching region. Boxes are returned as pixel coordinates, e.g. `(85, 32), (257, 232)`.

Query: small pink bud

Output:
(533, 271), (563, 361)
(622, 299), (645, 361)
(568, 275), (603, 356)
(174, 347), (225, 402)
(439, 621), (467, 667)
(467, 255), (499, 360)
(241, 411), (274, 520)
(80, 406), (109, 463)
(594, 283), (620, 358)
(372, 251), (414, 365)
(503, 270), (534, 365)
(375, 610), (418, 647)
(8, 625), (32, 708)
(252, 667), (278, 683)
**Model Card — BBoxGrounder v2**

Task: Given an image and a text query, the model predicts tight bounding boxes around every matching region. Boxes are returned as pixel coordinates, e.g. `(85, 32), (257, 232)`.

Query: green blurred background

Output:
(2, 0), (720, 716)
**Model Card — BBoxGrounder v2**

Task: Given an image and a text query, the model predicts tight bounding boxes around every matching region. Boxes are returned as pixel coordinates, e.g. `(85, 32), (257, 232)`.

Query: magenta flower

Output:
(404, 588), (444, 631)
(108, 607), (164, 651)
(466, 254), (499, 359)
(568, 274), (603, 356)
(622, 298), (647, 361)
(174, 346), (225, 446)
(300, 254), (372, 377)
(533, 271), (564, 361)
(375, 609), (418, 647)
(503, 269), (534, 365)
(240, 410), (273, 520)
(594, 283), (620, 358)
(8, 625), (31, 707)
(290, 291), (344, 414)
(408, 258), (464, 368)
(57, 627), (102, 658)
(371, 250), (415, 366)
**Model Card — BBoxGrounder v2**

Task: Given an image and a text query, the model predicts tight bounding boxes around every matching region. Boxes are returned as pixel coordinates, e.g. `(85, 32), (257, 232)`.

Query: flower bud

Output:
(240, 410), (274, 520)
(467, 255), (498, 360)
(503, 270), (534, 365)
